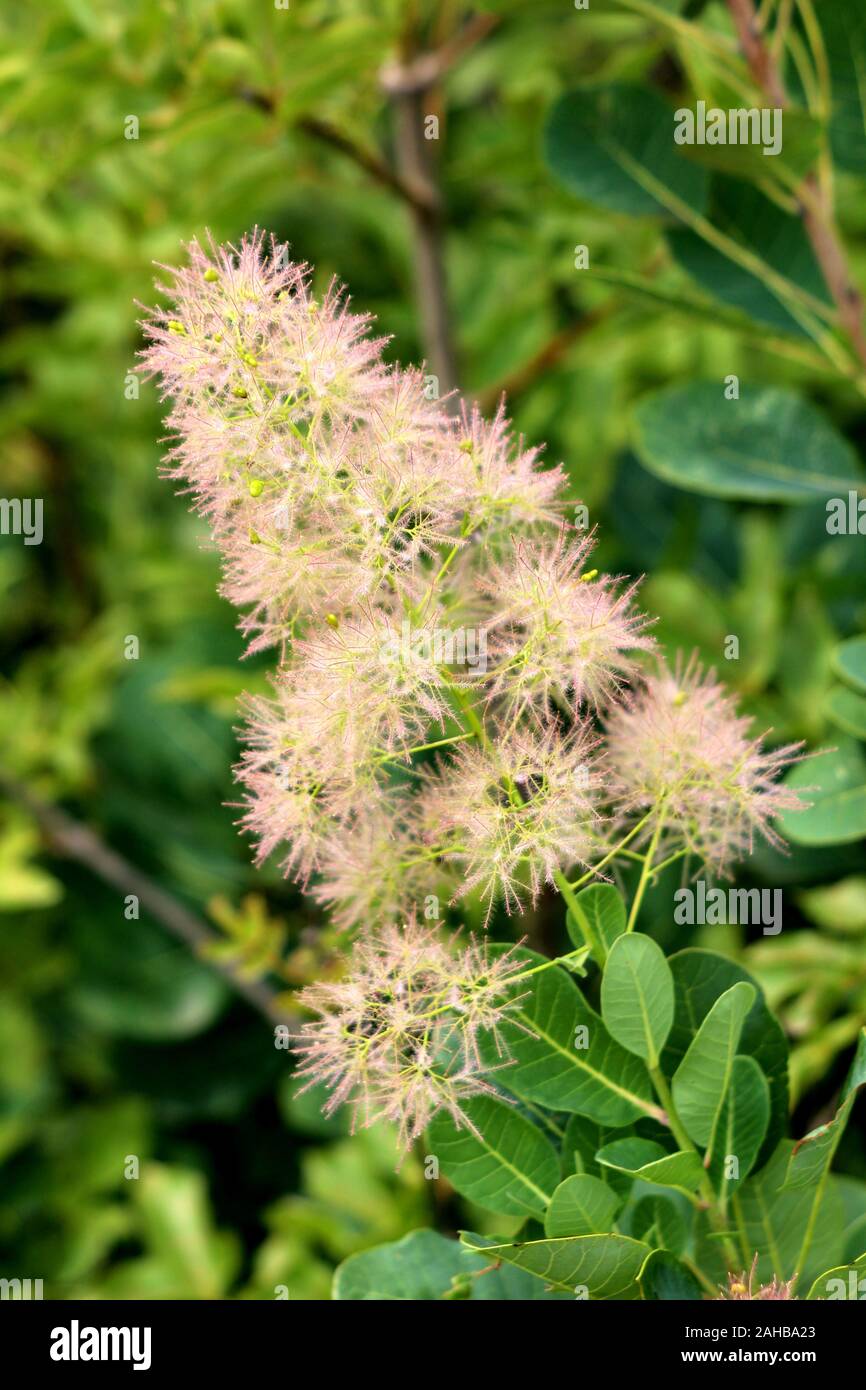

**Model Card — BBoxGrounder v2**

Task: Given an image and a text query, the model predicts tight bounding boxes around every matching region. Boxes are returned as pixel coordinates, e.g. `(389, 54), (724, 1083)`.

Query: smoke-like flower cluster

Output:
(293, 921), (523, 1147)
(605, 657), (804, 874)
(143, 232), (808, 1144)
(140, 231), (659, 926)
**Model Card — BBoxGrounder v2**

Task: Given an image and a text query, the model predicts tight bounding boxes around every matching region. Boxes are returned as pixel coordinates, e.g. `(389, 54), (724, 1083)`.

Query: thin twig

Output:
(296, 115), (438, 218)
(0, 774), (292, 1027)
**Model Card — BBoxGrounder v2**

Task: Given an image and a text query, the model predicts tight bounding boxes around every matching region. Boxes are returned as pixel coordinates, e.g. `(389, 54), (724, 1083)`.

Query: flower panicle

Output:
(293, 920), (524, 1150)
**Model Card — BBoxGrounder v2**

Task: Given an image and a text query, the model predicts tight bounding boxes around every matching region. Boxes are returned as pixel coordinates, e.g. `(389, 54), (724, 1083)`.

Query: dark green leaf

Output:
(427, 1096), (559, 1217)
(545, 85), (708, 217)
(633, 384), (864, 502)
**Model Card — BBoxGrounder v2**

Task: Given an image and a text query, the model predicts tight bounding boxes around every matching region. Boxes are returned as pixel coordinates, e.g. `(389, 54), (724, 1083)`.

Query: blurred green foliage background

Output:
(1, 0), (865, 1298)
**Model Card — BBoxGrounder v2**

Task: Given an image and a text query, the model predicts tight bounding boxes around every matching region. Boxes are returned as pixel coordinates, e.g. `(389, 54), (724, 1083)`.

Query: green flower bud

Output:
(168, 320), (186, 335)
(249, 479), (265, 497)
(203, 268), (219, 283)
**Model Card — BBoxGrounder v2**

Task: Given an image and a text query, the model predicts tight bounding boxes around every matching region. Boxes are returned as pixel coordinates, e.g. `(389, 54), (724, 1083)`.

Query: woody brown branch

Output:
(0, 773), (293, 1028)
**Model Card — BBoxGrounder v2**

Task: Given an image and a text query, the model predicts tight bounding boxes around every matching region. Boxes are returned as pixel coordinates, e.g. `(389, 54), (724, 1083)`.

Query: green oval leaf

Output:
(601, 932), (674, 1067)
(544, 85), (708, 217)
(461, 1229), (651, 1299)
(481, 952), (661, 1126)
(825, 685), (866, 740)
(544, 1174), (621, 1238)
(778, 741), (866, 846)
(671, 981), (755, 1157)
(708, 1055), (770, 1202)
(633, 383), (864, 502)
(566, 883), (627, 960)
(663, 949), (789, 1168)
(427, 1096), (559, 1218)
(596, 1137), (705, 1196)
(806, 1253), (866, 1301)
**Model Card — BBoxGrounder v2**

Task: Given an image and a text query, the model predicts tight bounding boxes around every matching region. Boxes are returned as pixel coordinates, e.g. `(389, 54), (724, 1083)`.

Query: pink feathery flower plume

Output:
(605, 655), (806, 874)
(142, 231), (811, 1147)
(293, 920), (524, 1149)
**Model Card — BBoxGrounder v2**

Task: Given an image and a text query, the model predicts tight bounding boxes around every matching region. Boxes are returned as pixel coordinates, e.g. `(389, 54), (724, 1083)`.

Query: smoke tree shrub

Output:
(142, 233), (866, 1301)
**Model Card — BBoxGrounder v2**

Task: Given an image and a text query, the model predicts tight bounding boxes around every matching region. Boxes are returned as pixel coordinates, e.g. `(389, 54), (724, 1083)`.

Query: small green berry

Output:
(249, 479), (265, 497)
(203, 268), (219, 283)
(326, 613), (340, 629)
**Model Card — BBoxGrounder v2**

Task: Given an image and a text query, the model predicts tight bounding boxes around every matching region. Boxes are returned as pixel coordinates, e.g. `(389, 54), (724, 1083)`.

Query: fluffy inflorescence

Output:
(293, 921), (524, 1148)
(605, 656), (804, 874)
(141, 231), (804, 925)
(143, 232), (806, 1142)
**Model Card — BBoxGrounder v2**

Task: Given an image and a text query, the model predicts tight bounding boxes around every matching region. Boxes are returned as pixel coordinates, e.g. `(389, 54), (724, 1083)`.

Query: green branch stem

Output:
(626, 805), (668, 932)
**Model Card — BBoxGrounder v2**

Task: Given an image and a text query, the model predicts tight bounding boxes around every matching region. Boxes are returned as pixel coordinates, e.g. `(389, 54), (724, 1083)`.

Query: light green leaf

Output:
(601, 932), (674, 1067)
(566, 883), (627, 960)
(671, 981), (755, 1158)
(777, 740), (866, 846)
(461, 1229), (651, 1299)
(544, 85), (708, 217)
(332, 1234), (561, 1295)
(633, 384), (864, 502)
(825, 685), (866, 740)
(544, 1174), (621, 1238)
(480, 950), (661, 1126)
(806, 1252), (866, 1301)
(427, 1096), (559, 1218)
(596, 1137), (704, 1196)
(708, 1056), (770, 1202)
(664, 950), (789, 1166)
